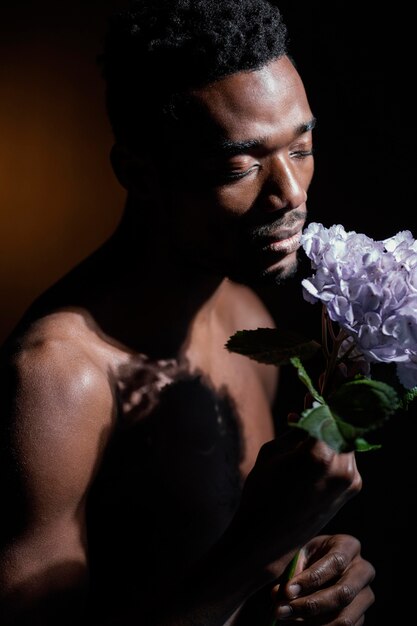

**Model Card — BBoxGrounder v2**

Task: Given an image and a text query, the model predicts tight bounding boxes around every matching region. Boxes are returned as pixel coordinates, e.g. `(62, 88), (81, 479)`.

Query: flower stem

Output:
(320, 319), (349, 398)
(321, 305), (330, 359)
(268, 551), (301, 626)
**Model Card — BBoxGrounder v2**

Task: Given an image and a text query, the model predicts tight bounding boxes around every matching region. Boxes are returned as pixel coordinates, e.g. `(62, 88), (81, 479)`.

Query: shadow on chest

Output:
(86, 375), (244, 588)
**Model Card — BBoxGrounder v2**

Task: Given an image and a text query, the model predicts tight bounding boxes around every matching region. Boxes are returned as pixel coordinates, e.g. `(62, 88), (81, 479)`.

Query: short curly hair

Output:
(99, 0), (288, 148)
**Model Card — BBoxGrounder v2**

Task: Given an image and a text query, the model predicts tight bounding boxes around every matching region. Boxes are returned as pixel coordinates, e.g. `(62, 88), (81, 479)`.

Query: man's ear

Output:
(110, 143), (151, 193)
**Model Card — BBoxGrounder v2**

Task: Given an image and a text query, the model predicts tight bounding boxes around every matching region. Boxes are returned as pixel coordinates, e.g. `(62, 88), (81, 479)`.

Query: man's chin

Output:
(264, 256), (300, 286)
(227, 252), (300, 288)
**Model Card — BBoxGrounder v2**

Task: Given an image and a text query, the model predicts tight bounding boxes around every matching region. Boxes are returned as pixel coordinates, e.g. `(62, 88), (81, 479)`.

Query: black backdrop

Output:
(269, 4), (416, 625)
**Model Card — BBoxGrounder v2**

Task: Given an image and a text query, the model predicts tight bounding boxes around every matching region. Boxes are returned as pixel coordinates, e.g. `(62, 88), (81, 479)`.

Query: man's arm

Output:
(0, 333), (115, 625)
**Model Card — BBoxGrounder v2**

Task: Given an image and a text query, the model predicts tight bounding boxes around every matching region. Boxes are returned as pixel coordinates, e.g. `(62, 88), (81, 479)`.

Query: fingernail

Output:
(288, 583), (301, 598)
(276, 604), (292, 619)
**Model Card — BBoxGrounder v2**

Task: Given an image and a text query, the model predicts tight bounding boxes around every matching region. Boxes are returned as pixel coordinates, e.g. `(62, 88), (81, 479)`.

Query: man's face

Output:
(159, 55), (315, 286)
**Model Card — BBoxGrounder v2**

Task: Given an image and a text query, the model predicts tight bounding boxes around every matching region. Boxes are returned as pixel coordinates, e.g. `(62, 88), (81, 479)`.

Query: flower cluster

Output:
(227, 221), (417, 453)
(301, 223), (417, 389)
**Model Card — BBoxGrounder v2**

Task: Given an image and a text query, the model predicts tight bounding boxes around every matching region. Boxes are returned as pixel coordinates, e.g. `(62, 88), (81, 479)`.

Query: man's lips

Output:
(257, 227), (304, 255)
(262, 230), (302, 254)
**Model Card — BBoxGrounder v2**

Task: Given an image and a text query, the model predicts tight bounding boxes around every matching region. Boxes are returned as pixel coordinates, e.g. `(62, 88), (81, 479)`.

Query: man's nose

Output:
(262, 154), (307, 212)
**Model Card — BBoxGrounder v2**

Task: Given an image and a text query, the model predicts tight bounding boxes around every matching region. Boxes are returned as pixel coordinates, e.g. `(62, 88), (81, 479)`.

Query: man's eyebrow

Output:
(298, 117), (317, 135)
(211, 117), (317, 157)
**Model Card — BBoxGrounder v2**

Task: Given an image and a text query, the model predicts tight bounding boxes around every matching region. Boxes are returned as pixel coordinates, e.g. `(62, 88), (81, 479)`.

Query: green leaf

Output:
(402, 386), (417, 411)
(292, 404), (348, 452)
(225, 328), (321, 366)
(290, 356), (324, 404)
(292, 403), (382, 453)
(328, 377), (400, 430)
(353, 438), (382, 452)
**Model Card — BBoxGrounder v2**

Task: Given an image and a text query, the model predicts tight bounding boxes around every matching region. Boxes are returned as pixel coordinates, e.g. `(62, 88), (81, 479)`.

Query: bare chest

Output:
(86, 334), (276, 603)
(114, 324), (276, 480)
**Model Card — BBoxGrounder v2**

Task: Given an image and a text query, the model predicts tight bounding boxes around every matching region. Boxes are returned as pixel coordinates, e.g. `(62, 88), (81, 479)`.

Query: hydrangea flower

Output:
(301, 222), (417, 389)
(227, 222), (417, 454)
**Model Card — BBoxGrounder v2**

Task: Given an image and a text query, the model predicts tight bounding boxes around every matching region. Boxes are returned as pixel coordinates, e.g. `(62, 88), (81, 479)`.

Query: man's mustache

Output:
(247, 209), (307, 240)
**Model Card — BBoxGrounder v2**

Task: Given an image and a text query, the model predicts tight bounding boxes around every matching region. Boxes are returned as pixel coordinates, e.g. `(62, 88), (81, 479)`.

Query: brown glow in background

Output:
(0, 1), (128, 344)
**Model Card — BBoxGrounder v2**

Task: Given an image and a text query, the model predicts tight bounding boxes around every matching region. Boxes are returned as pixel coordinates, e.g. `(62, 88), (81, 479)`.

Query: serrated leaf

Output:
(291, 403), (382, 453)
(292, 404), (347, 452)
(328, 377), (400, 430)
(225, 328), (320, 365)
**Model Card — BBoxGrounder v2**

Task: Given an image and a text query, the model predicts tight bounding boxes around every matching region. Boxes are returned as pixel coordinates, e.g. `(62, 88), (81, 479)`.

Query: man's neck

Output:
(93, 204), (228, 356)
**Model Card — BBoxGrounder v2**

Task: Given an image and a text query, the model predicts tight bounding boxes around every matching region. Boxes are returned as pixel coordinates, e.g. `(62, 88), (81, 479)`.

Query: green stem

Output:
(268, 551), (301, 626)
(285, 551), (301, 579)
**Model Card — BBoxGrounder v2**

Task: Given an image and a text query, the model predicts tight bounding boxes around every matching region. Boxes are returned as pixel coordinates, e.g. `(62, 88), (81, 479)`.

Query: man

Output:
(0, 1), (375, 624)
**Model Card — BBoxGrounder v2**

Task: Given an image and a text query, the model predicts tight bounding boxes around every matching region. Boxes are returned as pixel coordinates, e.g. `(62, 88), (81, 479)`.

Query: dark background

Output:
(1, 2), (415, 624)
(273, 4), (416, 626)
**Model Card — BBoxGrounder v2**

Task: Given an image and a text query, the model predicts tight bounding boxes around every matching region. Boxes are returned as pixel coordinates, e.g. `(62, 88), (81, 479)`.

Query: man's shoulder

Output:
(0, 311), (122, 524)
(4, 308), (104, 363)
(1, 310), (117, 425)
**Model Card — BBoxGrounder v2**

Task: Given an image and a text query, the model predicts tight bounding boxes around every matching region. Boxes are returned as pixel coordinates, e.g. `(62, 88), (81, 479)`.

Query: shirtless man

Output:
(0, 1), (375, 624)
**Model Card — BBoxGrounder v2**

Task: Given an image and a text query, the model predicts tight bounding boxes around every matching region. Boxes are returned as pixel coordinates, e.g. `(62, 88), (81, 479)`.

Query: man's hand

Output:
(230, 430), (363, 576)
(271, 534), (375, 624)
